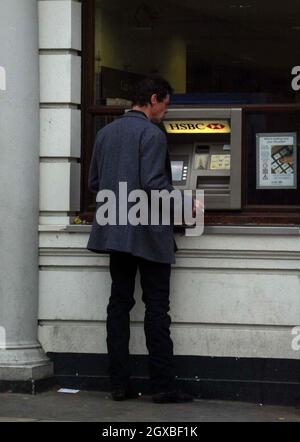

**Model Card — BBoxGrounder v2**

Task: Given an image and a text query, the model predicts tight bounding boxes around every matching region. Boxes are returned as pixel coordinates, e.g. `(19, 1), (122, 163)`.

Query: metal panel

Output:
(166, 107), (242, 210)
(230, 108), (242, 209)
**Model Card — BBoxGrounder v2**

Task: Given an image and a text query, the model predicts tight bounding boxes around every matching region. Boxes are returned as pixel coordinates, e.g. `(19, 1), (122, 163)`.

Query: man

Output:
(87, 77), (193, 403)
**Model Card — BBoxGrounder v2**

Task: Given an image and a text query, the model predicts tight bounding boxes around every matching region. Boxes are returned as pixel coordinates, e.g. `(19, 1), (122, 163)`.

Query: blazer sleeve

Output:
(139, 130), (174, 194)
(88, 139), (99, 194)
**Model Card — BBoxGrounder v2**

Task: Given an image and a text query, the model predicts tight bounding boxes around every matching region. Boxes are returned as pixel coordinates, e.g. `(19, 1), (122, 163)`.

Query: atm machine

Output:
(163, 108), (242, 210)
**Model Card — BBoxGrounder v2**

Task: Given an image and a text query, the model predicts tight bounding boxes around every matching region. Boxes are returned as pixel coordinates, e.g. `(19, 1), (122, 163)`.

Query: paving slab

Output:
(0, 390), (300, 422)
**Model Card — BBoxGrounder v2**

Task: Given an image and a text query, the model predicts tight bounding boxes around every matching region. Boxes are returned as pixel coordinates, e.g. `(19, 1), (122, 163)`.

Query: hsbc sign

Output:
(163, 120), (231, 134)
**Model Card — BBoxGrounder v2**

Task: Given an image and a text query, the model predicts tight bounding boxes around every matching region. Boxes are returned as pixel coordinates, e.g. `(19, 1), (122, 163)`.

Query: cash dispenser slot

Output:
(197, 176), (230, 194)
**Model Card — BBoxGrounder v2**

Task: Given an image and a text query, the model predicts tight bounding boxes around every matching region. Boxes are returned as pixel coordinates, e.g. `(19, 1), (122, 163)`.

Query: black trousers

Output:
(107, 251), (175, 394)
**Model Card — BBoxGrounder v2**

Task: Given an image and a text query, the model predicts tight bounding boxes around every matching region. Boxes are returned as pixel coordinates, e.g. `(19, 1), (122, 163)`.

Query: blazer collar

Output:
(123, 110), (149, 120)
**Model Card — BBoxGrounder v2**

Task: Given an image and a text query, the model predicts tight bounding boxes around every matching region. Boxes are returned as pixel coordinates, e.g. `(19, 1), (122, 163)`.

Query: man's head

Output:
(131, 76), (173, 123)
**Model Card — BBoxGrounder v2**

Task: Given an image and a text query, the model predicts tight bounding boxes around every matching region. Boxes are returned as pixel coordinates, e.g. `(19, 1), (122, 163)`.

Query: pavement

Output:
(0, 389), (300, 422)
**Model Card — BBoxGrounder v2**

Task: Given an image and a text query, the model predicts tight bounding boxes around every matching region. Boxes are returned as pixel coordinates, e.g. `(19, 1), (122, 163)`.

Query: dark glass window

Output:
(81, 0), (300, 224)
(94, 0), (300, 104)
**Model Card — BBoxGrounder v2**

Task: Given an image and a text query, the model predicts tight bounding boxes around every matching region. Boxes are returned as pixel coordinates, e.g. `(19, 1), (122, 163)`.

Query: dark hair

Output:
(131, 76), (173, 106)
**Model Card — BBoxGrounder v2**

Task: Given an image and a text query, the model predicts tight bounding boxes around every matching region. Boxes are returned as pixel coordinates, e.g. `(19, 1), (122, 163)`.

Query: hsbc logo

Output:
(164, 120), (231, 134)
(168, 123), (206, 131)
(207, 123), (226, 130)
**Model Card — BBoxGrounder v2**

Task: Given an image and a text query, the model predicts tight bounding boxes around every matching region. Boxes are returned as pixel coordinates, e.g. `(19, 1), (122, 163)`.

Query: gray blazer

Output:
(87, 110), (177, 264)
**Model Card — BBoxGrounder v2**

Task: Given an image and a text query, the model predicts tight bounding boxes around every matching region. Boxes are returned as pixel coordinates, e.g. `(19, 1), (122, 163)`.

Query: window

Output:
(81, 0), (300, 224)
(244, 106), (300, 208)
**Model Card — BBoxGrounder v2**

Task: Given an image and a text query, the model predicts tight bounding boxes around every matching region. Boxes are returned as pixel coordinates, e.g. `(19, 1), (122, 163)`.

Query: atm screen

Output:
(171, 161), (184, 181)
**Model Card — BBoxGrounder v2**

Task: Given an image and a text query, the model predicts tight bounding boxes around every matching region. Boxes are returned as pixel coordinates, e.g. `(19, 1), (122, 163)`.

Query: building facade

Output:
(0, 0), (300, 403)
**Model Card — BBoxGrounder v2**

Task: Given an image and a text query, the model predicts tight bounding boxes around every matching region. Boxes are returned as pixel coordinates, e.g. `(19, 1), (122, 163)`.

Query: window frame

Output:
(80, 0), (300, 226)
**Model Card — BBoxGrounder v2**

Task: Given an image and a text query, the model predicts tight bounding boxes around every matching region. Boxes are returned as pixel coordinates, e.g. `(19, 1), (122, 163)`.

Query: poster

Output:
(256, 133), (297, 189)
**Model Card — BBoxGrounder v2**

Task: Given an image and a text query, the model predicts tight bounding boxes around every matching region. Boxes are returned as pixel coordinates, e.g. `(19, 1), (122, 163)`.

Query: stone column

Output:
(0, 0), (53, 381)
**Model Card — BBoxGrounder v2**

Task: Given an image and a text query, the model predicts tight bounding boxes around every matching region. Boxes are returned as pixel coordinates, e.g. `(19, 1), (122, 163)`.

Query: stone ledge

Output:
(38, 224), (300, 235)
